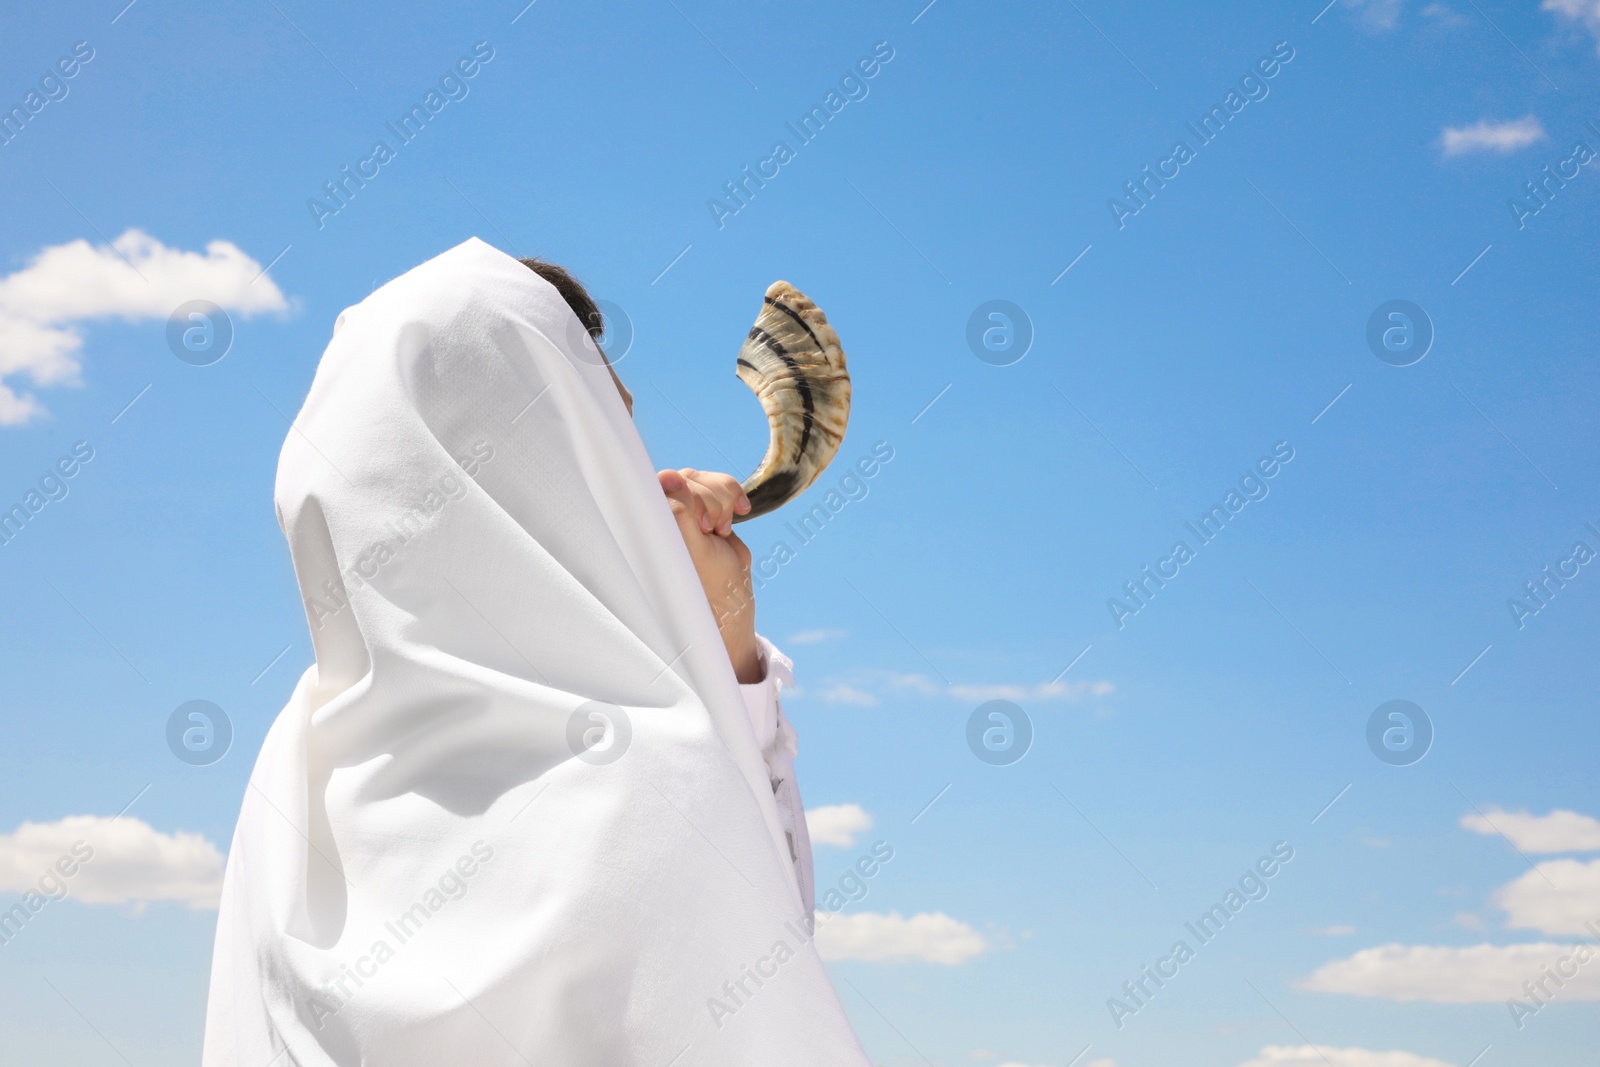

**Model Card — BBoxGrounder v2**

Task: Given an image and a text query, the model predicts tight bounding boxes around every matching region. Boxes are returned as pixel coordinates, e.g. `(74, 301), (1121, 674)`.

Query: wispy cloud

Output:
(805, 803), (872, 848)
(0, 230), (288, 424)
(821, 683), (879, 707)
(1238, 1046), (1457, 1067)
(1420, 3), (1470, 26)
(818, 670), (1113, 706)
(1461, 807), (1600, 852)
(788, 628), (847, 645)
(0, 814), (224, 909)
(1546, 0), (1600, 53)
(1440, 116), (1546, 157)
(814, 909), (987, 964)
(948, 679), (1113, 702)
(1340, 0), (1404, 31)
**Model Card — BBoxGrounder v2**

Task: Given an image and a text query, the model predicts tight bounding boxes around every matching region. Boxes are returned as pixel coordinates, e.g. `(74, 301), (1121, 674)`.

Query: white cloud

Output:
(814, 909), (987, 964)
(1420, 3), (1471, 25)
(949, 679), (1114, 702)
(789, 628), (847, 645)
(1495, 858), (1600, 936)
(1299, 942), (1600, 1002)
(806, 803), (873, 848)
(1342, 0), (1403, 31)
(1440, 116), (1546, 157)
(821, 684), (878, 707)
(815, 672), (1113, 706)
(1546, 0), (1600, 52)
(884, 672), (942, 696)
(1238, 1046), (1457, 1067)
(1309, 924), (1357, 936)
(0, 814), (224, 909)
(0, 229), (287, 424)
(1302, 810), (1600, 1007)
(1461, 807), (1600, 852)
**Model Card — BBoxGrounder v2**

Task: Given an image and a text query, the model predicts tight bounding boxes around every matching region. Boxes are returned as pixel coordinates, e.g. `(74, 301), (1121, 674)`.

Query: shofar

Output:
(733, 281), (851, 522)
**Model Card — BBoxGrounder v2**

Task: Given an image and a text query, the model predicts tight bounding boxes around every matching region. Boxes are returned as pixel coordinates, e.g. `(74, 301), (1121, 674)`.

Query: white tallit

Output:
(202, 237), (870, 1066)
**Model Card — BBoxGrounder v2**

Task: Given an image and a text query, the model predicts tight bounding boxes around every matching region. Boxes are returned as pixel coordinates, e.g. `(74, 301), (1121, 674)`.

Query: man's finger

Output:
(658, 473), (713, 538)
(704, 471), (748, 516)
(684, 470), (745, 533)
(685, 480), (724, 534)
(679, 473), (724, 534)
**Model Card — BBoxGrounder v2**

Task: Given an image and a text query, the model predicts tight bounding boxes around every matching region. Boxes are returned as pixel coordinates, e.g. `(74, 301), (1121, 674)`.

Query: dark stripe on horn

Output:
(764, 297), (825, 352)
(737, 467), (798, 522)
(748, 326), (815, 455)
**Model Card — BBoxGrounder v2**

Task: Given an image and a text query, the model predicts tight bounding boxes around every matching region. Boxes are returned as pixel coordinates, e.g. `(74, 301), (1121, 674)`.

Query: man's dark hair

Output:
(520, 258), (604, 340)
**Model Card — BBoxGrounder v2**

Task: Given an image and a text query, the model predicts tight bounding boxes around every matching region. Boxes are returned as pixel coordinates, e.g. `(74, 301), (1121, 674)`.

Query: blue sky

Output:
(1, 0), (1598, 1064)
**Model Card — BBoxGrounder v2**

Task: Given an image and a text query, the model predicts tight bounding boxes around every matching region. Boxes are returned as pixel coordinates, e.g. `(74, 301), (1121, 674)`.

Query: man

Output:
(520, 257), (765, 686)
(203, 238), (870, 1066)
(524, 255), (814, 921)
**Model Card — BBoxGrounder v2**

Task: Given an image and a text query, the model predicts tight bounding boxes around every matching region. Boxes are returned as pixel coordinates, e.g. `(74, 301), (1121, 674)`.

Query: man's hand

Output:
(658, 468), (762, 683)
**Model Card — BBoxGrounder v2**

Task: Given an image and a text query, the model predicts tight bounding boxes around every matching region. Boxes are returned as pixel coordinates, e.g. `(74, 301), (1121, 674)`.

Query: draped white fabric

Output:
(202, 237), (870, 1066)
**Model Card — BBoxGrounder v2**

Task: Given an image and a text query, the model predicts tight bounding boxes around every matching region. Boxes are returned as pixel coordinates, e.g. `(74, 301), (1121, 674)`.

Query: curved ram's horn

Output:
(733, 281), (851, 522)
